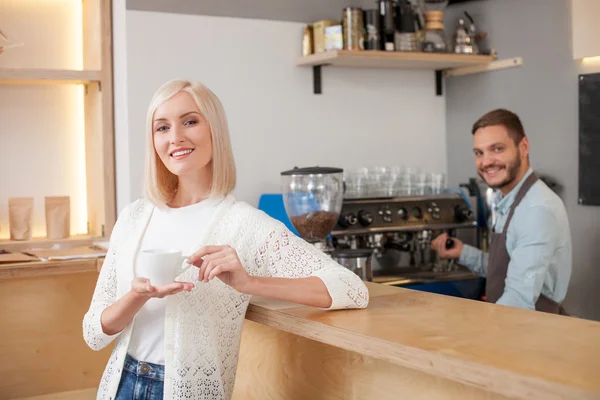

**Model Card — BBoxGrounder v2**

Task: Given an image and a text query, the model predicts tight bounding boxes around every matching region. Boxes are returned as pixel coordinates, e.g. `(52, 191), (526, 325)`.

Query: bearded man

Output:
(432, 109), (572, 314)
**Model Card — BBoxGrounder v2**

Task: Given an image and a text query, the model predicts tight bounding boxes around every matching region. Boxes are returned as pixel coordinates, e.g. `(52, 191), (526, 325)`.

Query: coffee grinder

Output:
(281, 166), (344, 255)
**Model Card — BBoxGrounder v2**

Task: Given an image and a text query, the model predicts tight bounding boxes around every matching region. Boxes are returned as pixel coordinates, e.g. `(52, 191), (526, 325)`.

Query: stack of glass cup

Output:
(343, 166), (447, 199)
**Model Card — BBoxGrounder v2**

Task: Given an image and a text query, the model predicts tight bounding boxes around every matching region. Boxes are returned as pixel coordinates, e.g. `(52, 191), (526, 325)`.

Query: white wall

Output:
(117, 10), (448, 209)
(0, 1), (87, 239)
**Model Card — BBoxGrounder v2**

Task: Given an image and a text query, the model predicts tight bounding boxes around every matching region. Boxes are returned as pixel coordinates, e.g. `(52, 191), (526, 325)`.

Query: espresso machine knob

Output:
(412, 207), (423, 219)
(357, 210), (373, 226)
(397, 208), (407, 219)
(338, 213), (358, 228)
(454, 204), (472, 223)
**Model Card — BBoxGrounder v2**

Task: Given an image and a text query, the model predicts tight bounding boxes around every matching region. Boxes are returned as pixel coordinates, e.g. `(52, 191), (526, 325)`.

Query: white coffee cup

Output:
(137, 248), (194, 286)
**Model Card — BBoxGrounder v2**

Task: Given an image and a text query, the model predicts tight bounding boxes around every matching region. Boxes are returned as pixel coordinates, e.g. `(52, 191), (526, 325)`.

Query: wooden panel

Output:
(232, 320), (511, 400)
(296, 50), (495, 69)
(82, 0), (102, 71)
(84, 82), (105, 236)
(233, 320), (344, 400)
(100, 0), (117, 237)
(246, 282), (600, 400)
(82, 0), (101, 236)
(96, 257), (104, 272)
(0, 272), (112, 399)
(0, 68), (100, 85)
(82, 0), (116, 237)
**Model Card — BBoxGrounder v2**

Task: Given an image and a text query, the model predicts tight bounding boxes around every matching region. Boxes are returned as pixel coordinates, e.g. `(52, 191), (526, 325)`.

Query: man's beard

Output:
(478, 150), (522, 190)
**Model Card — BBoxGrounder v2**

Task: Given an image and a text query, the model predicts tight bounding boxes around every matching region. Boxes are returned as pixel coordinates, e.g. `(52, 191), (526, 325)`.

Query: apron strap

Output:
(501, 172), (538, 235)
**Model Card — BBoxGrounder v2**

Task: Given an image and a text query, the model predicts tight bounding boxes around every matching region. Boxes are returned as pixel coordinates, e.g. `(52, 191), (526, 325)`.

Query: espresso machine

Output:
(329, 193), (484, 298)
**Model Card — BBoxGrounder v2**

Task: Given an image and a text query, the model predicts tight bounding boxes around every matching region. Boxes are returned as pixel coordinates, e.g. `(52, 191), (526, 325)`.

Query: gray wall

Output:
(445, 0), (600, 320)
(127, 0), (378, 23)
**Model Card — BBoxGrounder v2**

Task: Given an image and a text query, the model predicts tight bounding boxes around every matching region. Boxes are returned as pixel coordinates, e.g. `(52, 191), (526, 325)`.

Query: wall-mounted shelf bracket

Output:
(312, 64), (331, 94)
(313, 65), (322, 94)
(435, 70), (443, 96)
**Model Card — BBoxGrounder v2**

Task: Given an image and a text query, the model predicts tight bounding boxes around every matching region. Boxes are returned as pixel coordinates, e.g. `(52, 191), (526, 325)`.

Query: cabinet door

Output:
(572, 0), (600, 59)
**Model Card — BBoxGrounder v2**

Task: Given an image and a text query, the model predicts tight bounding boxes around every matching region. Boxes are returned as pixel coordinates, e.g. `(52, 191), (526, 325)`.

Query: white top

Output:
(83, 196), (369, 399)
(128, 196), (224, 365)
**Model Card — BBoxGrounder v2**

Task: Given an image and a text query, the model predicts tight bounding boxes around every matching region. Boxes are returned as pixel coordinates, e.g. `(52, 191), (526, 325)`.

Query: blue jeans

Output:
(115, 354), (165, 400)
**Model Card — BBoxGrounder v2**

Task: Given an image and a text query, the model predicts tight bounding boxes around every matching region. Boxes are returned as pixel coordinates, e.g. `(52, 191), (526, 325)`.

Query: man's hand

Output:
(431, 233), (463, 259)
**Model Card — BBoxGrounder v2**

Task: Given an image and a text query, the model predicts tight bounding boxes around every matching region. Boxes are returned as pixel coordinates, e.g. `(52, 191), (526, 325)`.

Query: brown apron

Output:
(486, 172), (568, 315)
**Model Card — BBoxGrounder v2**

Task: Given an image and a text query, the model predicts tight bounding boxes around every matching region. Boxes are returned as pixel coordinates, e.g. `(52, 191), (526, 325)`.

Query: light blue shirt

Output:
(459, 168), (572, 310)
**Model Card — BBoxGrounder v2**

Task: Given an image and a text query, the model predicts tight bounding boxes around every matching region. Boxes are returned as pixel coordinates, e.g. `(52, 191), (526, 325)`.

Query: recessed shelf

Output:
(0, 257), (102, 279)
(0, 235), (105, 252)
(0, 68), (101, 85)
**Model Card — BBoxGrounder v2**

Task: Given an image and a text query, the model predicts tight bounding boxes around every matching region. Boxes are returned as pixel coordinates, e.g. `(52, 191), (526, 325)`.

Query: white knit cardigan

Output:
(83, 196), (369, 399)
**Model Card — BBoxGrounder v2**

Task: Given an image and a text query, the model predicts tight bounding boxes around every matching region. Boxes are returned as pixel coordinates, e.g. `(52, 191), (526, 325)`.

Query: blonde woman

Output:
(83, 79), (369, 400)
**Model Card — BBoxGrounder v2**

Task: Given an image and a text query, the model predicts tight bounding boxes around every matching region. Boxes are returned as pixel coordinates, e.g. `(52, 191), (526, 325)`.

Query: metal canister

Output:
(364, 9), (381, 50)
(333, 248), (373, 282)
(302, 25), (313, 56)
(342, 7), (365, 50)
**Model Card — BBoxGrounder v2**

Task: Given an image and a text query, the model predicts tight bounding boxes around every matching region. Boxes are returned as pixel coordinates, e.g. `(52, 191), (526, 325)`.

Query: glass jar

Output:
(281, 167), (344, 245)
(394, 0), (419, 52)
(421, 10), (449, 52)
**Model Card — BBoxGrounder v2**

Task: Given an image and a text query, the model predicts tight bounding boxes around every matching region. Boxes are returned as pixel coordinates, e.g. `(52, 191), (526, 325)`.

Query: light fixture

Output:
(581, 56), (600, 65)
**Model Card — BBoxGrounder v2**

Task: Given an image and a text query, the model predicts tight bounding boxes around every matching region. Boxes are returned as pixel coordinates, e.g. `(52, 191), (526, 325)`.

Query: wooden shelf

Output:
(0, 68), (101, 85)
(0, 257), (103, 279)
(0, 235), (105, 253)
(297, 50), (496, 69)
(1, 0), (117, 246)
(0, 234), (107, 279)
(296, 50), (496, 95)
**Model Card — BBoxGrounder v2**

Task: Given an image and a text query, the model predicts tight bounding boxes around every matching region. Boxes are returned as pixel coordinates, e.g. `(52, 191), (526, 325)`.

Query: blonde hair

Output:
(143, 79), (236, 206)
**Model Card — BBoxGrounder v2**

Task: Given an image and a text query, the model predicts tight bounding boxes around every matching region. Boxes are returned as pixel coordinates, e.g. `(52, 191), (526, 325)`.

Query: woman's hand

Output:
(187, 245), (252, 292)
(131, 277), (194, 299)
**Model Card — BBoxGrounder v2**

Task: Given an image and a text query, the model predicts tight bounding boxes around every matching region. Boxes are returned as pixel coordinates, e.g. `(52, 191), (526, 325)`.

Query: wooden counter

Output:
(232, 282), (600, 400)
(0, 270), (113, 399)
(3, 266), (599, 400)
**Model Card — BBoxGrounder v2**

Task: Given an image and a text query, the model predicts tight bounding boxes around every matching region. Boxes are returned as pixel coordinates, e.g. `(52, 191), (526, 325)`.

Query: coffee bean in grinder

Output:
(281, 167), (344, 255)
